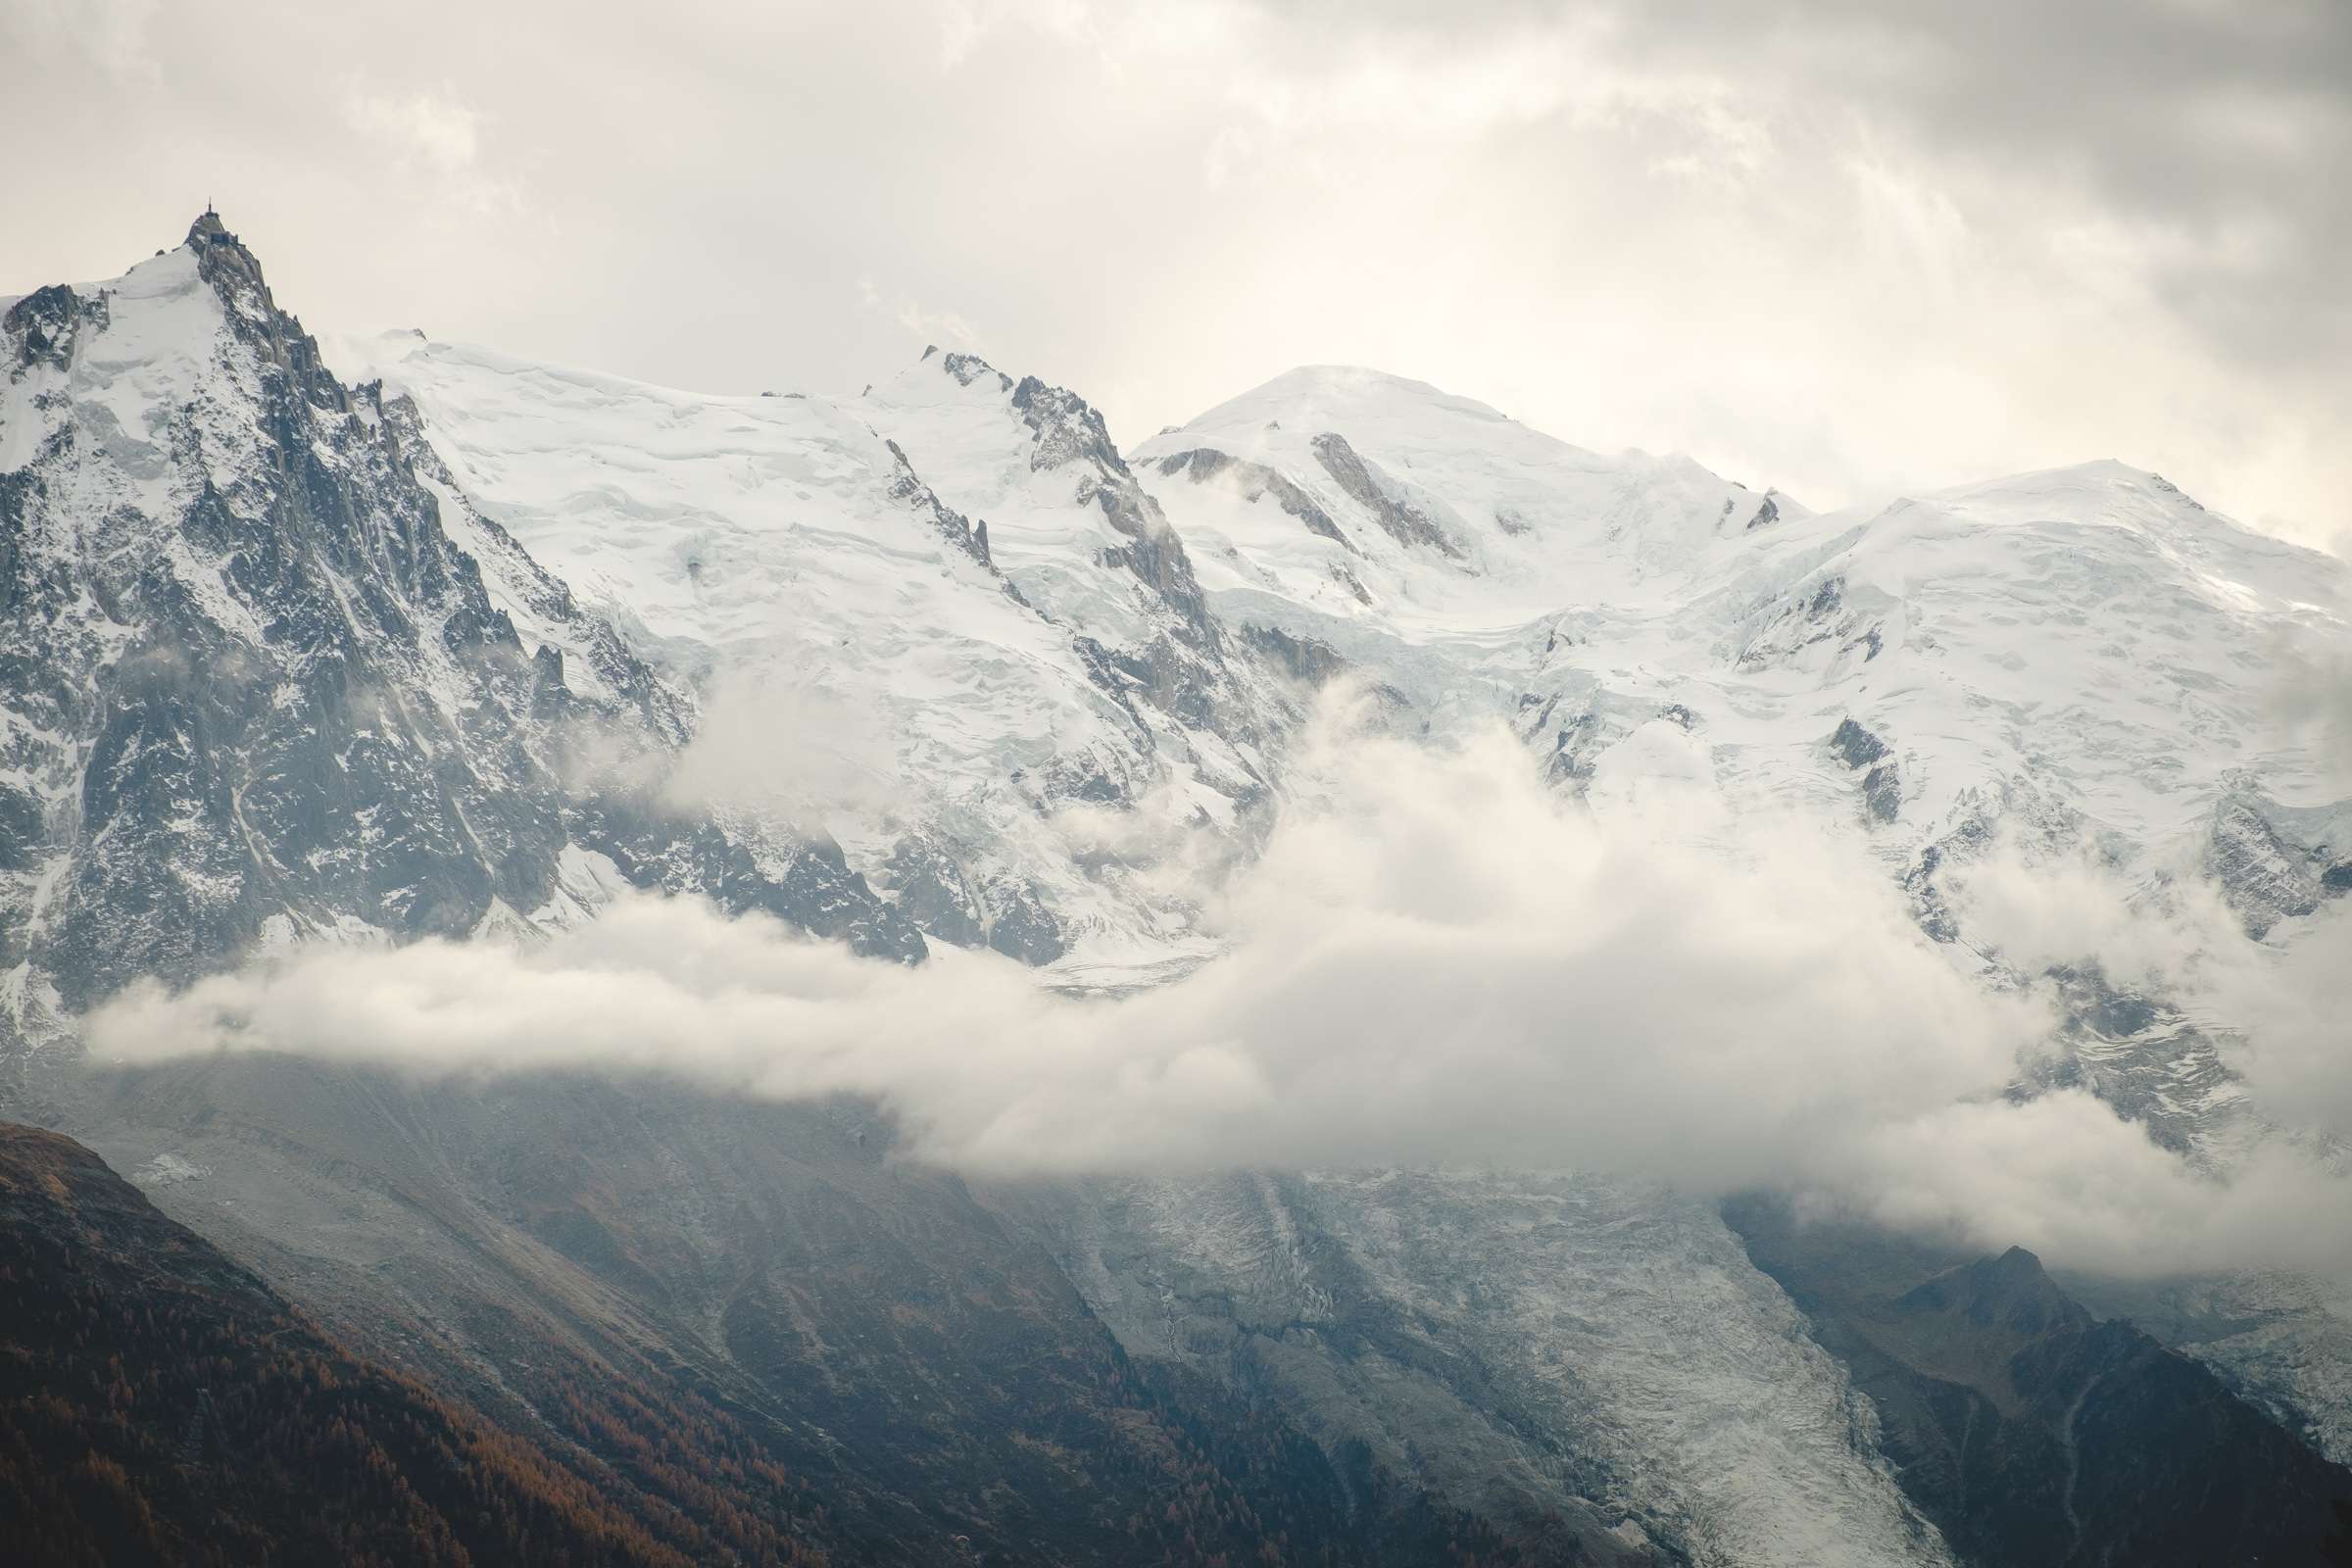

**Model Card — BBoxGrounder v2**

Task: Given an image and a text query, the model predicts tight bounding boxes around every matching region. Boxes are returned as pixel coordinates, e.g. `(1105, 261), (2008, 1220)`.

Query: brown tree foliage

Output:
(0, 1126), (825, 1567)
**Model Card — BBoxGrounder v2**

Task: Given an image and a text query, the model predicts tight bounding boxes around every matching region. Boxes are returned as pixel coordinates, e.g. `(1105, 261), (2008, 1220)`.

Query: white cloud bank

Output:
(87, 709), (2352, 1279)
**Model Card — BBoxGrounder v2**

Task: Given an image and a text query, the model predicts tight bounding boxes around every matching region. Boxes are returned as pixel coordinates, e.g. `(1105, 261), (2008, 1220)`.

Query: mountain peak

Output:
(869, 344), (1011, 400)
(186, 206), (234, 248)
(1146, 366), (1545, 474)
(1216, 365), (1511, 425)
(1895, 1244), (2091, 1339)
(1258, 363), (1466, 397)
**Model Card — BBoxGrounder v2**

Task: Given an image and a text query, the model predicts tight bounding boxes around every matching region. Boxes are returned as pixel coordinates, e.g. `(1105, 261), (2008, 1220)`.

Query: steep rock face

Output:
(1004, 368), (1238, 726)
(2065, 1266), (2352, 1472)
(1307, 430), (1465, 559)
(0, 215), (917, 1047)
(1726, 1202), (2352, 1567)
(866, 350), (1274, 767)
(1152, 446), (1358, 554)
(2204, 785), (2352, 937)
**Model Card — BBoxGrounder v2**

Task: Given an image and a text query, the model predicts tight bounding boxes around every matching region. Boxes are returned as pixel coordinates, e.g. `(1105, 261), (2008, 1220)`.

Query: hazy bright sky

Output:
(7, 0), (2346, 544)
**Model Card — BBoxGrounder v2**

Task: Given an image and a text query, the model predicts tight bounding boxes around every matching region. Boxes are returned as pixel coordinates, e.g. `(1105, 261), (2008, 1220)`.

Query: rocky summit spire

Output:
(170, 207), (358, 416)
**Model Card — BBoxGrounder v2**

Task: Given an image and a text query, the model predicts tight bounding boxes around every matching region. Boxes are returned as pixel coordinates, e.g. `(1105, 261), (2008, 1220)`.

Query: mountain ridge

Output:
(7, 211), (2352, 1566)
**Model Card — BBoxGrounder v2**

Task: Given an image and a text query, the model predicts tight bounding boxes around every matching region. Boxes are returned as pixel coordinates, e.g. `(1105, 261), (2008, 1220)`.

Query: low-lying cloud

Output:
(660, 666), (902, 824)
(88, 706), (2352, 1279)
(1946, 834), (2248, 999)
(1947, 824), (2352, 1152)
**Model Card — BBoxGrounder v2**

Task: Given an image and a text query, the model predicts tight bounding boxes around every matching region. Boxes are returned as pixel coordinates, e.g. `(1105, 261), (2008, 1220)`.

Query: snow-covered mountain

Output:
(1136, 366), (2352, 1156)
(344, 340), (2352, 1017)
(6, 216), (2350, 1566)
(327, 332), (1289, 970)
(0, 213), (929, 1054)
(1139, 364), (2347, 885)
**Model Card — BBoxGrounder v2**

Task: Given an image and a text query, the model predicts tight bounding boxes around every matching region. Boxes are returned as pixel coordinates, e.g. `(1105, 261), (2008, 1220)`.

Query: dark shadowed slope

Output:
(1726, 1198), (2352, 1567)
(58, 1066), (1610, 1568)
(0, 1119), (840, 1568)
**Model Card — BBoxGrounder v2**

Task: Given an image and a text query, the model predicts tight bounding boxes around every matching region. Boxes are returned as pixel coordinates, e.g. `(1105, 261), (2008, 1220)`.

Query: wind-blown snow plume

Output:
(88, 698), (2352, 1276)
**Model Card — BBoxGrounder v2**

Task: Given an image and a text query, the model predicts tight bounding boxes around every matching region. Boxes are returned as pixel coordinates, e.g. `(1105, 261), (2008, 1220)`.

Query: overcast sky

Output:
(7, 0), (2346, 543)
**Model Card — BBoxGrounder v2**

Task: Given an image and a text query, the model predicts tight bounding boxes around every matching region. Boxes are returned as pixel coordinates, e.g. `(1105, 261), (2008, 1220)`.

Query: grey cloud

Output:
(1262, 0), (2352, 374)
(1613, 0), (2352, 373)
